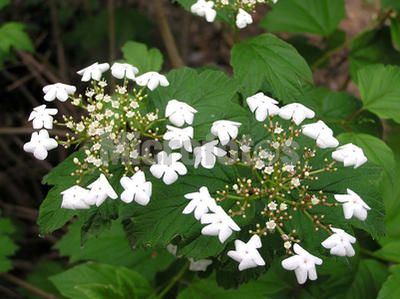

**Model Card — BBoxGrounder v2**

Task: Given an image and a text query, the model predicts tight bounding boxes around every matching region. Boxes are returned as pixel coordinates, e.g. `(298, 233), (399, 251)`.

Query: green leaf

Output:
(382, 0), (400, 11)
(231, 33), (313, 100)
(357, 64), (400, 123)
(0, 22), (33, 55)
(50, 263), (152, 299)
(378, 266), (400, 299)
(390, 18), (400, 51)
(0, 0), (9, 9)
(0, 218), (18, 273)
(122, 41), (163, 73)
(149, 67), (248, 139)
(261, 0), (345, 36)
(350, 28), (400, 80)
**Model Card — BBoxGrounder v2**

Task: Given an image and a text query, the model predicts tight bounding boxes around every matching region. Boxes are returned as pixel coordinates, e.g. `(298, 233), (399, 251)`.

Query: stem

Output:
(156, 264), (188, 299)
(0, 273), (58, 299)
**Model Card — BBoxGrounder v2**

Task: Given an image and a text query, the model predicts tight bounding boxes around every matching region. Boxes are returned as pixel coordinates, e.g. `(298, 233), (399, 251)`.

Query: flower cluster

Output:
(190, 0), (277, 29)
(180, 92), (369, 284)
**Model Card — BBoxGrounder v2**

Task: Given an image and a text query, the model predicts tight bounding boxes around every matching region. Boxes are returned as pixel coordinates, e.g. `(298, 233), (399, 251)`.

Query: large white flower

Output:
(61, 186), (91, 210)
(163, 125), (194, 152)
(150, 152), (187, 185)
(77, 62), (110, 81)
(86, 174), (118, 207)
(194, 140), (226, 169)
(281, 244), (323, 285)
(279, 103), (315, 125)
(28, 105), (58, 129)
(190, 0), (217, 22)
(236, 8), (253, 29)
(135, 72), (169, 91)
(23, 129), (58, 160)
(189, 258), (213, 272)
(165, 99), (197, 127)
(246, 92), (280, 122)
(332, 143), (368, 168)
(42, 83), (76, 102)
(211, 120), (241, 146)
(200, 206), (240, 243)
(321, 227), (356, 257)
(183, 186), (218, 220)
(302, 120), (339, 149)
(111, 62), (139, 80)
(334, 189), (370, 221)
(120, 171), (152, 205)
(227, 235), (266, 271)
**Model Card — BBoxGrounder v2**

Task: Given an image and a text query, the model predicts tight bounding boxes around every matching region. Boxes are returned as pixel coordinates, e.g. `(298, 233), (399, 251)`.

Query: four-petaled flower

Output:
(77, 62), (110, 81)
(183, 186), (218, 220)
(43, 83), (76, 102)
(236, 8), (253, 29)
(194, 140), (226, 169)
(120, 171), (153, 205)
(334, 188), (370, 221)
(200, 206), (240, 243)
(150, 152), (187, 185)
(302, 120), (339, 149)
(28, 105), (58, 129)
(23, 129), (58, 160)
(211, 120), (241, 146)
(61, 186), (90, 210)
(246, 92), (280, 122)
(165, 99), (197, 127)
(332, 143), (368, 168)
(135, 72), (169, 91)
(163, 125), (194, 152)
(279, 103), (315, 125)
(190, 0), (217, 22)
(281, 244), (323, 285)
(228, 235), (266, 271)
(111, 62), (139, 80)
(86, 174), (118, 207)
(321, 227), (356, 257)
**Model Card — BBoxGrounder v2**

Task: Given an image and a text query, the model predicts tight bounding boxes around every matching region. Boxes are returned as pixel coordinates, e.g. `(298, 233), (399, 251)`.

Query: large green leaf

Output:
(50, 263), (152, 299)
(149, 67), (248, 139)
(121, 41), (163, 73)
(231, 33), (313, 101)
(261, 0), (345, 36)
(0, 22), (33, 65)
(357, 64), (400, 123)
(378, 266), (400, 299)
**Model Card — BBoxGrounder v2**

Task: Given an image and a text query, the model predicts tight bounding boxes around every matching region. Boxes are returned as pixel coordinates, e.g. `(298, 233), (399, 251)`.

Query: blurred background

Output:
(0, 0), (394, 297)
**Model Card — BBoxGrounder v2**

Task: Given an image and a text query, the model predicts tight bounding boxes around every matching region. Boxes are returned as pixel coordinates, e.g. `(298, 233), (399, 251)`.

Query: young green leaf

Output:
(122, 41), (163, 73)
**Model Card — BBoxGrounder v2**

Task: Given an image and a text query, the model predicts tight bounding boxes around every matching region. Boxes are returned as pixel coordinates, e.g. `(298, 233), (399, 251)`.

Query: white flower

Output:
(135, 72), (169, 91)
(211, 120), (241, 146)
(42, 83), (76, 102)
(163, 125), (194, 152)
(236, 8), (253, 29)
(120, 171), (152, 206)
(77, 62), (110, 81)
(190, 0), (217, 22)
(189, 259), (213, 272)
(165, 99), (197, 127)
(321, 227), (356, 257)
(302, 120), (339, 149)
(200, 206), (240, 243)
(23, 129), (58, 160)
(246, 92), (280, 122)
(291, 178), (300, 188)
(85, 174), (118, 207)
(28, 105), (58, 129)
(150, 152), (187, 185)
(266, 219), (276, 230)
(111, 62), (139, 80)
(61, 186), (91, 210)
(334, 189), (370, 221)
(268, 201), (277, 211)
(281, 244), (323, 285)
(183, 186), (218, 220)
(280, 203), (288, 211)
(194, 140), (226, 169)
(228, 235), (265, 271)
(167, 244), (178, 256)
(279, 103), (315, 125)
(264, 166), (274, 175)
(332, 143), (368, 168)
